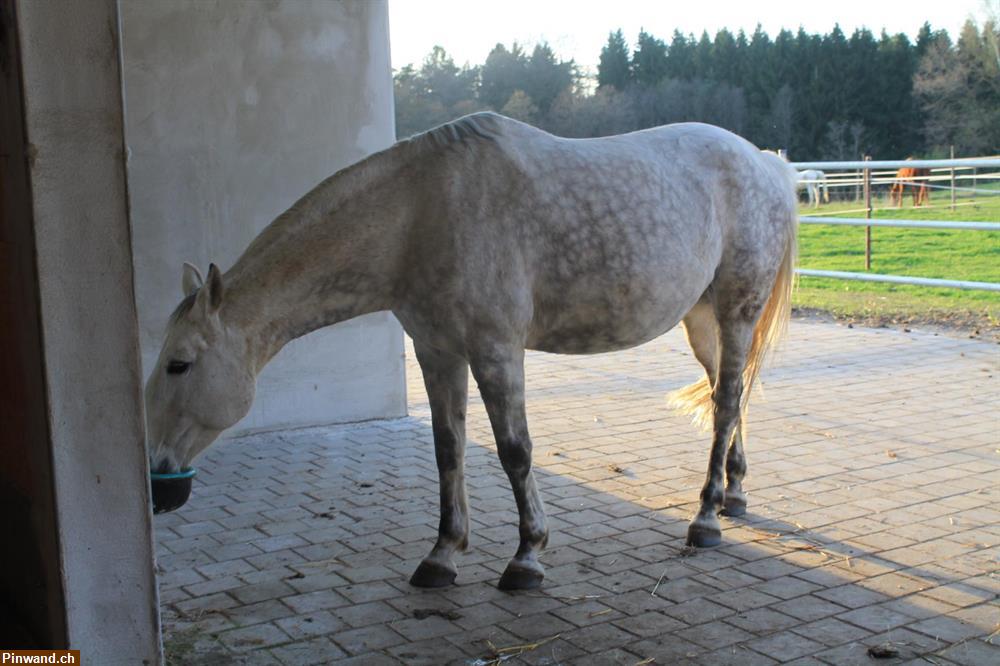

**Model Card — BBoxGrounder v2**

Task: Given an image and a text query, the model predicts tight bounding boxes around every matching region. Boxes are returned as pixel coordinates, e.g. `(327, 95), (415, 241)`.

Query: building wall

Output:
(121, 0), (406, 433)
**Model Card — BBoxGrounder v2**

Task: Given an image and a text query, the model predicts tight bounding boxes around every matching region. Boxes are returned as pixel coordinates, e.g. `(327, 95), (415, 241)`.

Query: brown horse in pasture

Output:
(890, 166), (929, 207)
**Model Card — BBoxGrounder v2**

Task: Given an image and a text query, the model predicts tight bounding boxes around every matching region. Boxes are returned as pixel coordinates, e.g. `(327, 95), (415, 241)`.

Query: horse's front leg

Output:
(409, 342), (470, 588)
(471, 347), (549, 590)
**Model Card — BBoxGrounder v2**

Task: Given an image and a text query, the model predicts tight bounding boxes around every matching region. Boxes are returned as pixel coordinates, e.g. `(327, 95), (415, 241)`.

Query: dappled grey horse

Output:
(145, 112), (798, 590)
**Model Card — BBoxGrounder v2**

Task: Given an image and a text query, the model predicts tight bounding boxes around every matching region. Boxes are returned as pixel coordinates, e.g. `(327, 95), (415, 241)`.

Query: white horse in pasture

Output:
(797, 169), (830, 207)
(145, 113), (798, 590)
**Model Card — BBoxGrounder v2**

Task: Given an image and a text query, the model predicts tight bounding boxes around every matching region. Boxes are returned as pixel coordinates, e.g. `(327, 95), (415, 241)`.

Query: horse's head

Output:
(145, 263), (256, 475)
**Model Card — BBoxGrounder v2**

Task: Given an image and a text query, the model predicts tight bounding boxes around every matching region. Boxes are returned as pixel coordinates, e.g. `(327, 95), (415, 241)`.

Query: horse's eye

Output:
(166, 360), (191, 375)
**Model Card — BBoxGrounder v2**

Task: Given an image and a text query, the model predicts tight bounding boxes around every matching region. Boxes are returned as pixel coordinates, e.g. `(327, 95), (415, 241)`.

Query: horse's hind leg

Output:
(409, 341), (470, 588)
(470, 346), (548, 590)
(687, 310), (755, 548)
(683, 304), (748, 519)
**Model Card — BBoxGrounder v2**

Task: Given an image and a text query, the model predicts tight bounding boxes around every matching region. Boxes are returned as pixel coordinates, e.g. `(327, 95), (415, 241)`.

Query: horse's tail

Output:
(667, 374), (714, 431)
(669, 152), (797, 431)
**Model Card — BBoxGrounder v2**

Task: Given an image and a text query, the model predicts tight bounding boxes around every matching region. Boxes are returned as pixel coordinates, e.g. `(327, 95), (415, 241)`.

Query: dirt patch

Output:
(792, 307), (1000, 343)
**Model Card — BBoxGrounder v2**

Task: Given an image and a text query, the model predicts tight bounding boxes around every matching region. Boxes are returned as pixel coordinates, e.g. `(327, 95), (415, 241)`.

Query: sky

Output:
(388, 0), (990, 72)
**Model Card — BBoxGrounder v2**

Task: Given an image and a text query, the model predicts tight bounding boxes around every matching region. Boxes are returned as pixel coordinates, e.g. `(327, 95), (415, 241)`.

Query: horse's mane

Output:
(298, 113), (509, 210)
(399, 112), (507, 154)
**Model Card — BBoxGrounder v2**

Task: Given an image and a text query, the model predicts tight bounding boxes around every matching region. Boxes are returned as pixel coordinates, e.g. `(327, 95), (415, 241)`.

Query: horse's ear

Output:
(182, 262), (204, 297)
(204, 263), (224, 313)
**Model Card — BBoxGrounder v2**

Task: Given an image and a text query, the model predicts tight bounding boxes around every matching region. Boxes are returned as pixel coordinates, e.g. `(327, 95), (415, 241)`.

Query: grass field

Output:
(794, 182), (1000, 331)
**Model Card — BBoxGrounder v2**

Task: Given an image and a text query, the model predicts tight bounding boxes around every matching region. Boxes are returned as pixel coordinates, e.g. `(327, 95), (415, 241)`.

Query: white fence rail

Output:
(797, 270), (1000, 293)
(792, 158), (1000, 170)
(790, 157), (1000, 292)
(799, 216), (1000, 232)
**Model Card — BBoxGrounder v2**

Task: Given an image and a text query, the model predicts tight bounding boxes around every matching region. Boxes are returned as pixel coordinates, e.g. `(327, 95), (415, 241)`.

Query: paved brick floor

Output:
(156, 319), (999, 665)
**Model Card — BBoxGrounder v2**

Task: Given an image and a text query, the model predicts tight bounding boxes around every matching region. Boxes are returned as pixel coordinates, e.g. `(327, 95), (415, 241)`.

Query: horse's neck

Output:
(222, 154), (411, 369)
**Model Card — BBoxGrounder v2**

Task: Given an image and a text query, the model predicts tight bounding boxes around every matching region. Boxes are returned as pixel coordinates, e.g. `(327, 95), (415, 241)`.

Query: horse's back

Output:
(400, 115), (796, 355)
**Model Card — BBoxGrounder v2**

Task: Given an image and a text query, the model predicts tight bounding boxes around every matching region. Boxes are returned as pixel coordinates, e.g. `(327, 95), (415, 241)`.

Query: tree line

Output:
(393, 19), (1000, 160)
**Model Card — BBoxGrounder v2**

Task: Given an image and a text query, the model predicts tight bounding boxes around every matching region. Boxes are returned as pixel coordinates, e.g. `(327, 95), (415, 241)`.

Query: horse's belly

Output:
(525, 285), (700, 354)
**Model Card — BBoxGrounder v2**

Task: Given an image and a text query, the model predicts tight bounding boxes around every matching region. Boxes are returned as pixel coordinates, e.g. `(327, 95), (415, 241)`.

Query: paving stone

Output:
(909, 613), (991, 643)
(331, 623), (407, 655)
(336, 581), (401, 604)
(712, 587), (783, 613)
(281, 589), (349, 614)
(652, 576), (720, 603)
(230, 580), (298, 605)
(275, 609), (345, 640)
(613, 609), (687, 637)
(550, 599), (623, 627)
(183, 575), (244, 598)
(217, 622), (291, 652)
(752, 575), (822, 600)
(865, 627), (949, 662)
(664, 598), (735, 625)
(629, 635), (707, 662)
(726, 607), (800, 635)
(223, 599), (297, 627)
(676, 620), (754, 649)
(935, 637), (1000, 665)
(571, 646), (644, 665)
(698, 645), (780, 666)
(500, 611), (576, 642)
(814, 583), (889, 608)
(388, 637), (469, 665)
(389, 613), (463, 641)
(330, 600), (406, 628)
(773, 595), (849, 622)
(444, 624), (523, 660)
(790, 616), (872, 647)
(267, 636), (346, 665)
(837, 602), (920, 632)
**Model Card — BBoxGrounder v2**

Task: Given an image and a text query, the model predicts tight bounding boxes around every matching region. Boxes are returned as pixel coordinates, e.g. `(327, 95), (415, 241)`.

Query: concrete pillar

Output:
(120, 0), (406, 433)
(4, 0), (160, 661)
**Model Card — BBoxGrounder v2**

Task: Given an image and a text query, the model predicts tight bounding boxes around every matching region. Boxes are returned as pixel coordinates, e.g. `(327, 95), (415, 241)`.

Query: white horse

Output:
(145, 113), (798, 590)
(797, 169), (830, 207)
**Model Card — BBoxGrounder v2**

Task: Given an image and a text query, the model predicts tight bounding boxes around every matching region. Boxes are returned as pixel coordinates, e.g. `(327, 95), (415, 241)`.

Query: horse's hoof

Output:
(686, 522), (722, 548)
(409, 560), (457, 588)
(498, 564), (544, 591)
(720, 493), (747, 517)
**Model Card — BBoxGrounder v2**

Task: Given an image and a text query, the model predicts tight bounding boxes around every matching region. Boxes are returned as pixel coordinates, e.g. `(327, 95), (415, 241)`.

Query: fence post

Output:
(950, 145), (956, 210)
(864, 155), (872, 271)
(855, 158), (862, 202)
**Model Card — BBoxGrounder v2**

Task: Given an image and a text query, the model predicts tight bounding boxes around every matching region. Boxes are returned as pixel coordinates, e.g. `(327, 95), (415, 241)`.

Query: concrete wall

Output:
(11, 1), (160, 661)
(121, 0), (405, 432)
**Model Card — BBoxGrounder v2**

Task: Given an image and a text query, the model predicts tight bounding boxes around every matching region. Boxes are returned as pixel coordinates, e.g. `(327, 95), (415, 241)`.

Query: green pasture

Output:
(794, 185), (1000, 329)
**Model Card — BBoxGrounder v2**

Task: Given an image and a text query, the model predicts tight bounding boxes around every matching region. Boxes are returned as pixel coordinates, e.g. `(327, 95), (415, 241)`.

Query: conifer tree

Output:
(598, 30), (630, 90)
